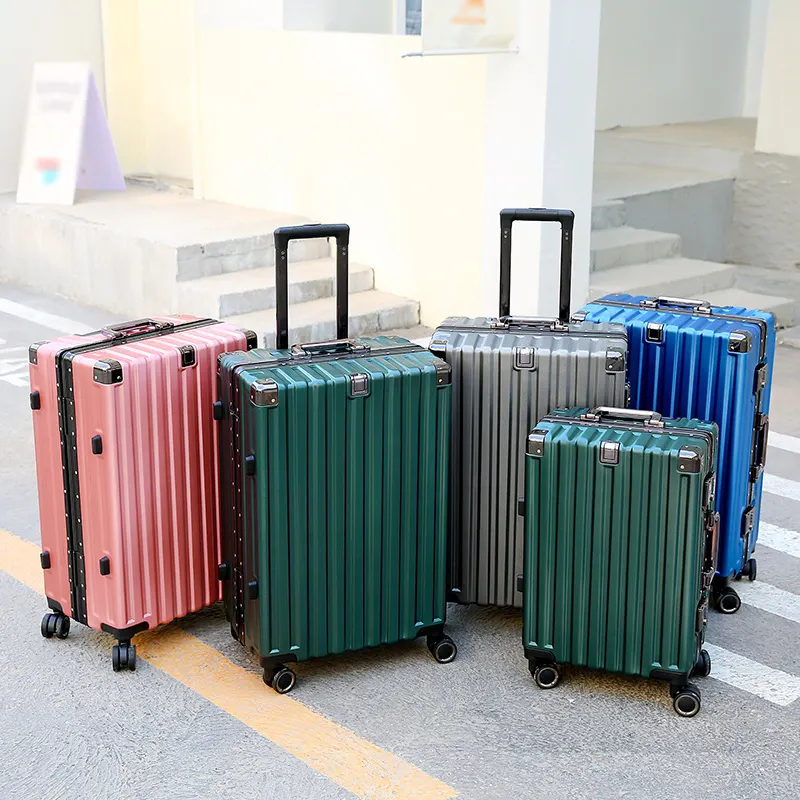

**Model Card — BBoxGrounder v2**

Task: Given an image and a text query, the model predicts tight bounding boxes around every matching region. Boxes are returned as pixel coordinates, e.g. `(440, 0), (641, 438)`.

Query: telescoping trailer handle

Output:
(273, 223), (351, 351)
(499, 208), (575, 324)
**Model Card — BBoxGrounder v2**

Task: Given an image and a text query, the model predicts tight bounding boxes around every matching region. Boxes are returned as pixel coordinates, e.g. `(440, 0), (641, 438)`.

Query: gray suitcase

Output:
(430, 208), (629, 607)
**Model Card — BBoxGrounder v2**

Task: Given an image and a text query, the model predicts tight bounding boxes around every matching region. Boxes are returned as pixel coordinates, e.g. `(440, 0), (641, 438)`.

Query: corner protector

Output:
(29, 341), (47, 365)
(250, 379), (279, 407)
(93, 359), (123, 385)
(729, 330), (752, 354)
(527, 429), (548, 457)
(678, 447), (704, 474)
(605, 349), (626, 373)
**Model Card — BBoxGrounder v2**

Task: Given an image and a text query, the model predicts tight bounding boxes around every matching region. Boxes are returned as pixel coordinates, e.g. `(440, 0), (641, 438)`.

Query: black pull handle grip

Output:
(499, 208), (574, 324)
(273, 224), (350, 351)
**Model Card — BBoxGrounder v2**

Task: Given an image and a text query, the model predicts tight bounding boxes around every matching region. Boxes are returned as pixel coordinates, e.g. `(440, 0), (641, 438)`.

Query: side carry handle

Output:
(290, 339), (369, 358)
(273, 223), (350, 351)
(641, 296), (712, 314)
(582, 407), (664, 426)
(102, 319), (174, 339)
(499, 208), (574, 324)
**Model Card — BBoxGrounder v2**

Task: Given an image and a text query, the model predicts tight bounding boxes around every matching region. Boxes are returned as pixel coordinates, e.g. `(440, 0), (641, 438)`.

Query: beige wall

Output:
(756, 0), (800, 157)
(194, 29), (487, 325)
(101, 0), (194, 179)
(596, 0), (752, 129)
(0, 0), (105, 194)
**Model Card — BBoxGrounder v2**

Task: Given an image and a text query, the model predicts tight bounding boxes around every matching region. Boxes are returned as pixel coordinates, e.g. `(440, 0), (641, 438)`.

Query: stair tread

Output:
(778, 327), (800, 349)
(381, 326), (435, 346)
(590, 258), (735, 290)
(591, 226), (682, 250)
(177, 258), (372, 293)
(700, 287), (795, 307)
(225, 290), (419, 328)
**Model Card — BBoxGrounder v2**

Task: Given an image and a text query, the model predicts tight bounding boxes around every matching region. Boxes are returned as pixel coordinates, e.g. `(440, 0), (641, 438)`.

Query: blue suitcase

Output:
(574, 295), (775, 614)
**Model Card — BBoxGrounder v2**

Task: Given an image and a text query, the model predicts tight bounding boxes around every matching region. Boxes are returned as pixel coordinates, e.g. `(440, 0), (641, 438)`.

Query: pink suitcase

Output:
(29, 316), (256, 670)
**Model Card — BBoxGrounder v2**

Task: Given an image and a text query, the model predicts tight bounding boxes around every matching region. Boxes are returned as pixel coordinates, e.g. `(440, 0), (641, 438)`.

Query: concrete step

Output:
(701, 288), (796, 330)
(594, 119), (754, 177)
(591, 226), (681, 272)
(591, 200), (626, 231)
(175, 258), (374, 318)
(592, 164), (733, 263)
(380, 326), (435, 347)
(588, 258), (736, 302)
(734, 265), (800, 305)
(226, 290), (421, 348)
(778, 327), (800, 349)
(0, 187), (330, 317)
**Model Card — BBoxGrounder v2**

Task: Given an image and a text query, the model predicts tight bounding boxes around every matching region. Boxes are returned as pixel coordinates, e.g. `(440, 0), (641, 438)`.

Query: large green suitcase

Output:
(217, 224), (456, 693)
(521, 407), (719, 716)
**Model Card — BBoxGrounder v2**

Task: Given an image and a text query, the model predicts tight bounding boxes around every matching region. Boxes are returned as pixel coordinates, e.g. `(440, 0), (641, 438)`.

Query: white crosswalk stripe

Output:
(714, 429), (800, 706)
(0, 297), (92, 335)
(758, 522), (800, 559)
(763, 473), (800, 503)
(769, 431), (800, 455)
(704, 643), (800, 706)
(735, 580), (800, 626)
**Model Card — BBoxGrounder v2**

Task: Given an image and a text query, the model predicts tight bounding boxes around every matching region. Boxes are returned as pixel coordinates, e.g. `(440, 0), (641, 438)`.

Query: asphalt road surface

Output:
(0, 283), (798, 800)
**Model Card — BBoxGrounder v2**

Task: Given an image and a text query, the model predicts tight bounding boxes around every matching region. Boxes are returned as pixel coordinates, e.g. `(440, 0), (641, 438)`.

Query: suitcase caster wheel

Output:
(745, 557), (757, 582)
(715, 587), (741, 615)
(427, 635), (457, 664)
(531, 664), (561, 690)
(672, 684), (701, 718)
(41, 613), (56, 639)
(266, 666), (296, 694)
(41, 612), (69, 640)
(112, 642), (136, 672)
(693, 649), (712, 678)
(54, 614), (70, 640)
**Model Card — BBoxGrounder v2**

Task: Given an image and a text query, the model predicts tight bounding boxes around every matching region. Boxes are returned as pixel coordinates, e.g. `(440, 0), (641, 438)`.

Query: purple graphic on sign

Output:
(77, 74), (126, 191)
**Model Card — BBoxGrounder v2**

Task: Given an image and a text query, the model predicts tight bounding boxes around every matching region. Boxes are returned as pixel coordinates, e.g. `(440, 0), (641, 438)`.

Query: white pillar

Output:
(481, 0), (601, 319)
(756, 0), (800, 156)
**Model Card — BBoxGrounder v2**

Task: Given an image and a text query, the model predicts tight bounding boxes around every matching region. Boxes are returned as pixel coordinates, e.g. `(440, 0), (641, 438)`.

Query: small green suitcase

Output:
(217, 223), (456, 693)
(520, 407), (719, 716)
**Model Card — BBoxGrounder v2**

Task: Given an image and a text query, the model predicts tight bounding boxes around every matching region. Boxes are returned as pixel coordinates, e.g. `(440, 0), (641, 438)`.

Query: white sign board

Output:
(421, 0), (518, 53)
(16, 62), (125, 205)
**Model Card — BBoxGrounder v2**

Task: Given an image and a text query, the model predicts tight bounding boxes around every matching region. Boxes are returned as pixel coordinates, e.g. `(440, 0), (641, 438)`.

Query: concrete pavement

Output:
(1, 284), (799, 800)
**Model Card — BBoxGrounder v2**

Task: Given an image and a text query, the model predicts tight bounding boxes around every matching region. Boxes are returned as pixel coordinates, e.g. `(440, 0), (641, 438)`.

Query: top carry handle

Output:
(499, 208), (574, 324)
(640, 296), (712, 314)
(581, 407), (664, 426)
(101, 319), (175, 339)
(273, 223), (350, 351)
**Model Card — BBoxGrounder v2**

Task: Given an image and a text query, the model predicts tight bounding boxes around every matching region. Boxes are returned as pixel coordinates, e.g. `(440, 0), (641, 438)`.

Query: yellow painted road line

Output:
(0, 529), (457, 800)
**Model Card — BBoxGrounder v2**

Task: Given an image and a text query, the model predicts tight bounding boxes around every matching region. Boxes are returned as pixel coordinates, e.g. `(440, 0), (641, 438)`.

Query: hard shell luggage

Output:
(217, 223), (456, 693)
(429, 209), (629, 608)
(521, 407), (719, 717)
(574, 294), (775, 614)
(30, 316), (256, 670)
